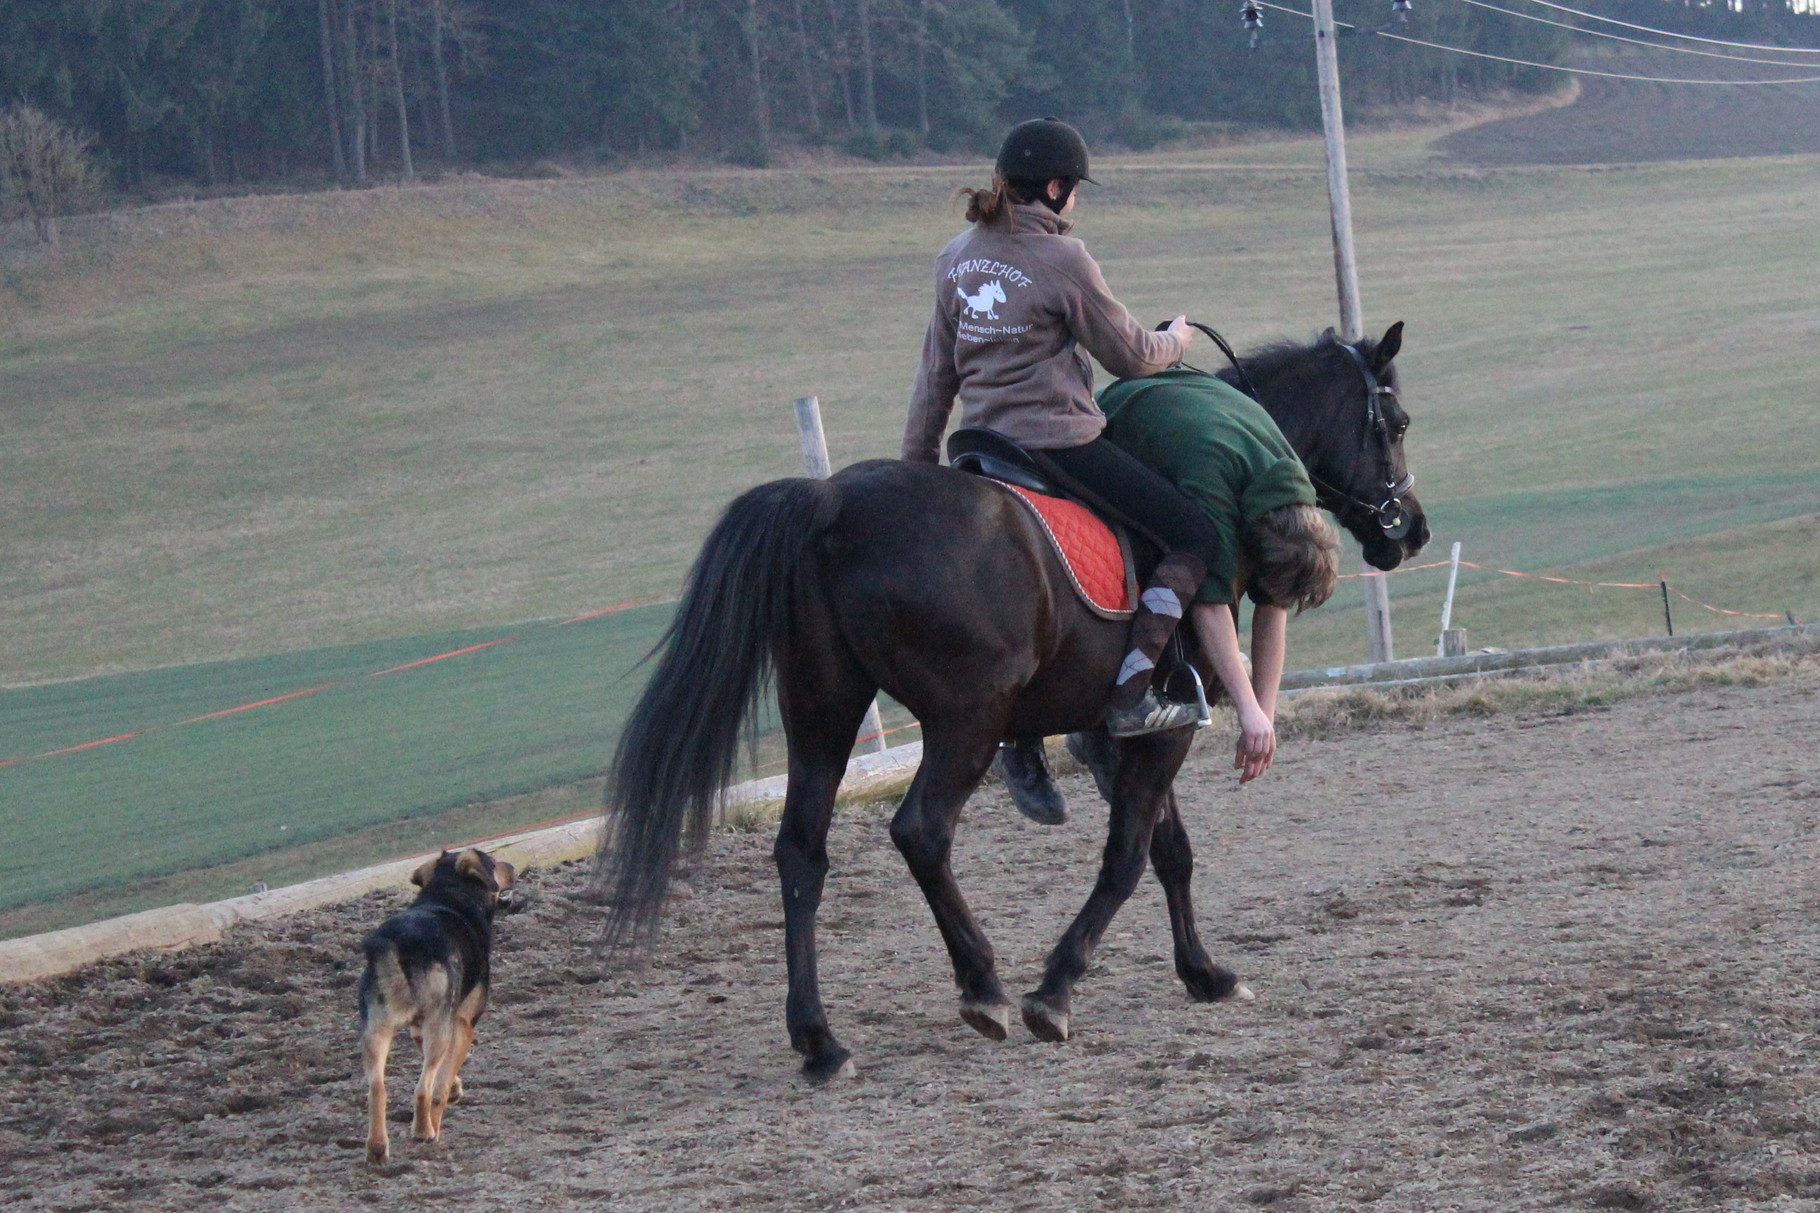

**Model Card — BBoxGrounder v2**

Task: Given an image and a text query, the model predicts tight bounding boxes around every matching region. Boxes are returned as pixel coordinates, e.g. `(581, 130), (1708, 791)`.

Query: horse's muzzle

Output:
(1375, 472), (1417, 538)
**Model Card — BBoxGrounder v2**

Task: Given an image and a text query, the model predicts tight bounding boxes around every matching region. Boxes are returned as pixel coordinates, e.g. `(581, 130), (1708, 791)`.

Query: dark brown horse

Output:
(595, 323), (1428, 1078)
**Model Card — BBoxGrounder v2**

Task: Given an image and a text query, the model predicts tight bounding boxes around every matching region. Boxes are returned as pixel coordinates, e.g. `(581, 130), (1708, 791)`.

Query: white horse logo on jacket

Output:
(957, 280), (1007, 320)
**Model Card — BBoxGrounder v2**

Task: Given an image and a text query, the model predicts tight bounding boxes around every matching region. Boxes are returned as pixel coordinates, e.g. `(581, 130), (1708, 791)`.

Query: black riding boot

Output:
(993, 739), (1067, 825)
(1065, 729), (1118, 805)
(1104, 551), (1208, 737)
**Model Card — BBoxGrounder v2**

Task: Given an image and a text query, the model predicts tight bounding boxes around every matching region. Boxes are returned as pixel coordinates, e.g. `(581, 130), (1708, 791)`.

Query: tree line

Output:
(1, 0), (1816, 197)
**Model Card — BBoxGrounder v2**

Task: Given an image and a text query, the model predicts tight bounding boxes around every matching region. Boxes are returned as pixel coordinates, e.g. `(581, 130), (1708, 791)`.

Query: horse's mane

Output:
(1234, 331), (1368, 379)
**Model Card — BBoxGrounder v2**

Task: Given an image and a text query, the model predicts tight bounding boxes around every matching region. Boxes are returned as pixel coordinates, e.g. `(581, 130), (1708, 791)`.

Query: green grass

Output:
(0, 603), (671, 917)
(3, 130), (1817, 930)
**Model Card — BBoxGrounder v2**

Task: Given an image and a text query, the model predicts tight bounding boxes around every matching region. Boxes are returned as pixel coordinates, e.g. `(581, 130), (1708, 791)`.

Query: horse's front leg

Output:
(888, 724), (1012, 1041)
(1022, 729), (1189, 1042)
(1150, 789), (1243, 1003)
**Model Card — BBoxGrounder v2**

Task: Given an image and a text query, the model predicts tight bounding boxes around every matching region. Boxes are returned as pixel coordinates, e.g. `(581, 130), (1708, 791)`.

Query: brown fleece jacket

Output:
(901, 202), (1186, 464)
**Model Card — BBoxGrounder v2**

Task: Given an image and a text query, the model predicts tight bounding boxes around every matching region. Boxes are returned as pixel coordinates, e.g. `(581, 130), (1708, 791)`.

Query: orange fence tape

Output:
(1338, 557), (1791, 621)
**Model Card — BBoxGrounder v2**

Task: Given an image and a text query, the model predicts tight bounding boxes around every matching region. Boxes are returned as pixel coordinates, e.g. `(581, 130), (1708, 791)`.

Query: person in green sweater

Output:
(1098, 366), (1340, 783)
(1000, 366), (1341, 819)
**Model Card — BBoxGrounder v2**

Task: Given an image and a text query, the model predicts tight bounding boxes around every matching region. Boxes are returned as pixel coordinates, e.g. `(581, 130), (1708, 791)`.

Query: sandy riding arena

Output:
(3, 667), (1817, 1212)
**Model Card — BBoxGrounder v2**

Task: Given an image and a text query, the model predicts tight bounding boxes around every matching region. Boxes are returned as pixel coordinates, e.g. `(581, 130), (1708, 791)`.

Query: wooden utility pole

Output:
(1311, 0), (1394, 663)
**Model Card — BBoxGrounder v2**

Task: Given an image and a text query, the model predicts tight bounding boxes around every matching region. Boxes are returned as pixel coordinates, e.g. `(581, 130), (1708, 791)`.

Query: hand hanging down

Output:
(1193, 600), (1287, 784)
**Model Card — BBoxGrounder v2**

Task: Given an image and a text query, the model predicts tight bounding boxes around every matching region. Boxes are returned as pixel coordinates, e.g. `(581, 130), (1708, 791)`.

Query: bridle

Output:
(1308, 341), (1416, 540)
(1173, 322), (1415, 539)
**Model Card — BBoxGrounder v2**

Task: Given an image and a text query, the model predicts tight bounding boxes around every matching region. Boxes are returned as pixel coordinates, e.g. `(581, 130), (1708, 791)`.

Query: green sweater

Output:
(1098, 368), (1316, 604)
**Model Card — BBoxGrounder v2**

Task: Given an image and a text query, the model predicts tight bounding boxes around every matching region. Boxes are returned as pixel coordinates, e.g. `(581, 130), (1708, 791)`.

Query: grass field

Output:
(0, 605), (668, 913)
(3, 122), (1816, 931)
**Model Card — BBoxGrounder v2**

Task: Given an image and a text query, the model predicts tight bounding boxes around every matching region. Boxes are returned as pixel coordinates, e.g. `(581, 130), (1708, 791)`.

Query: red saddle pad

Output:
(1002, 484), (1134, 618)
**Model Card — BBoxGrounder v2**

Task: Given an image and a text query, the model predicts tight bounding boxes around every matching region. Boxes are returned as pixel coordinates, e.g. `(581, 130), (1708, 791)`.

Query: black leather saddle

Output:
(945, 427), (1059, 494)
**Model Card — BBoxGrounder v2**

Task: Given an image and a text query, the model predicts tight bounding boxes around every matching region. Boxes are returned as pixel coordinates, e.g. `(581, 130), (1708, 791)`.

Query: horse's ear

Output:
(1372, 321), (1404, 370)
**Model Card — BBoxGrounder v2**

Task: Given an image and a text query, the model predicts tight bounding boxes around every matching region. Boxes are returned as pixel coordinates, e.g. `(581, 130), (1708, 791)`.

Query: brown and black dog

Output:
(359, 847), (515, 1164)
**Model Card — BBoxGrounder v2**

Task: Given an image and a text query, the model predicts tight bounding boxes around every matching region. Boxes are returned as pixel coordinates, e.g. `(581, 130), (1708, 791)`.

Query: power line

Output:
(1376, 25), (1820, 81)
(1252, 1), (1820, 84)
(1458, 0), (1820, 67)
(1510, 0), (1820, 53)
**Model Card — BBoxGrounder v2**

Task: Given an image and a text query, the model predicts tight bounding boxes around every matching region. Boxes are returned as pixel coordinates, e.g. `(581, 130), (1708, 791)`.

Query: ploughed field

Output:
(1439, 58), (1820, 166)
(4, 673), (1817, 1212)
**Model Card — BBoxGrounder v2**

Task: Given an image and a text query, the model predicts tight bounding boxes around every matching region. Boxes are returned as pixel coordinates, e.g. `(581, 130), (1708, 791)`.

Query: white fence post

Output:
(792, 395), (887, 753)
(1437, 541), (1463, 657)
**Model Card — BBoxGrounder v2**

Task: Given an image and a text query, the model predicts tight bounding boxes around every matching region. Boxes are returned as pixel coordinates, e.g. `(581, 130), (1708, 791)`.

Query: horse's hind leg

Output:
(1150, 790), (1242, 1003)
(889, 721), (1013, 1041)
(774, 672), (875, 1080)
(1023, 730), (1188, 1043)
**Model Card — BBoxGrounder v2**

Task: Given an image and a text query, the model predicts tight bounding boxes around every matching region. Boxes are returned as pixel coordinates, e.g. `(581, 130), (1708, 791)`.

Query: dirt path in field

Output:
(4, 676), (1818, 1212)
(1437, 62), (1820, 165)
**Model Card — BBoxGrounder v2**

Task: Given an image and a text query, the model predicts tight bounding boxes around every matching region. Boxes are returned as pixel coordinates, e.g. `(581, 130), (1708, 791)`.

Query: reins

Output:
(1159, 320), (1260, 400)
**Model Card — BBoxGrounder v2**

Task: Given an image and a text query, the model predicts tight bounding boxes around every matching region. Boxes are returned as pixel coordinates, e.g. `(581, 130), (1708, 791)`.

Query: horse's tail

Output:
(594, 476), (843, 947)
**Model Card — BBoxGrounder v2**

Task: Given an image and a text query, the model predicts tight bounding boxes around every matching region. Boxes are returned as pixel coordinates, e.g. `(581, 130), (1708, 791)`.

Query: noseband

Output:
(1308, 342), (1416, 539)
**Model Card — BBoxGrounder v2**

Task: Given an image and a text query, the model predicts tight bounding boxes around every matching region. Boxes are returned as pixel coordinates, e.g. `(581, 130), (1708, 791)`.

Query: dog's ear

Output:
(491, 860), (517, 892)
(410, 853), (446, 888)
(455, 848), (493, 887)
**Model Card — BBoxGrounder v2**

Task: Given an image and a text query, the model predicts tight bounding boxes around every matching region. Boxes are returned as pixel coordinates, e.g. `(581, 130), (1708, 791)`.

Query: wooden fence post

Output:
(793, 395), (887, 753)
(1309, 0), (1394, 663)
(1436, 540), (1462, 657)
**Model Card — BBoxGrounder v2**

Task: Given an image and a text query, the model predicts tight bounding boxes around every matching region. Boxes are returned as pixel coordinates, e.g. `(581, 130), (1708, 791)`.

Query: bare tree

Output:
(0, 105), (102, 246)
(914, 0), (930, 136)
(386, 0), (414, 180)
(741, 0), (771, 153)
(426, 0), (456, 159)
(341, 0), (368, 181)
(318, 0), (349, 183)
(789, 0), (821, 137)
(856, 0), (878, 135)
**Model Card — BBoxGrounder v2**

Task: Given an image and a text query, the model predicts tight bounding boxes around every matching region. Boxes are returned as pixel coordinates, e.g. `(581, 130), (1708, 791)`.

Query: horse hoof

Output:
(1020, 995), (1070, 1043)
(1183, 965), (1244, 1003)
(960, 999), (1011, 1041)
(802, 1049), (856, 1083)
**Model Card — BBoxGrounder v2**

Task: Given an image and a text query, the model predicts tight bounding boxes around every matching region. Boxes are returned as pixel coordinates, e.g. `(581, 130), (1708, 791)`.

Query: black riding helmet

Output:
(996, 118), (1095, 213)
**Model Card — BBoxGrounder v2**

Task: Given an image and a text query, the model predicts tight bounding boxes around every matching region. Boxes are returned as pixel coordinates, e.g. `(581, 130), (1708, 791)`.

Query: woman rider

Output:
(903, 117), (1216, 740)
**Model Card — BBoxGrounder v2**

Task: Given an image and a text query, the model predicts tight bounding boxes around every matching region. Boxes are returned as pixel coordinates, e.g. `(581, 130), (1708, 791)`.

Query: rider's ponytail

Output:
(957, 172), (1042, 225)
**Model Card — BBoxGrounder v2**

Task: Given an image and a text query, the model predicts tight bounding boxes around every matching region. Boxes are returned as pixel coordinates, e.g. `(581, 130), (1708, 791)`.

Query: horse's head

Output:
(1231, 321), (1430, 570)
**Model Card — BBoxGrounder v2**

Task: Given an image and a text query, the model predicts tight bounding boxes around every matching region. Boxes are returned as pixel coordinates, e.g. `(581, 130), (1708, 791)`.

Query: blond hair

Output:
(1243, 503), (1340, 613)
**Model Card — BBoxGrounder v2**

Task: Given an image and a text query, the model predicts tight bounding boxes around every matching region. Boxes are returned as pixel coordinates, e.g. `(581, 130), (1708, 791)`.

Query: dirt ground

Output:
(3, 675), (1818, 1212)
